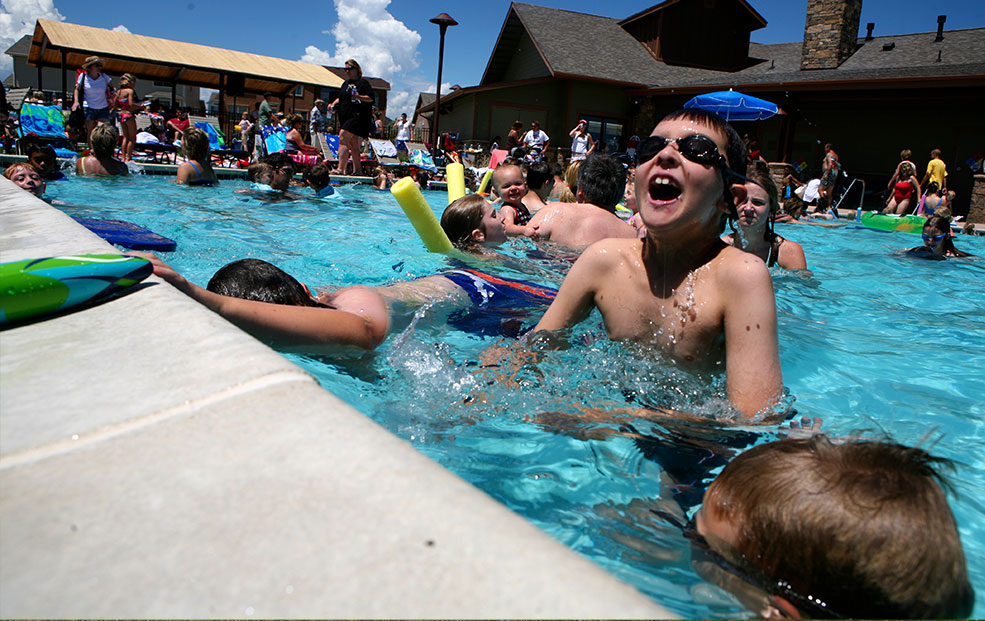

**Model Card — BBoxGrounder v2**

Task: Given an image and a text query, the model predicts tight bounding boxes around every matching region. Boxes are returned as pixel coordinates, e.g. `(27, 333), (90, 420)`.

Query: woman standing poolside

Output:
(328, 59), (374, 175)
(722, 163), (807, 270)
(115, 73), (143, 162)
(569, 120), (594, 162)
(71, 56), (115, 145)
(884, 162), (920, 215)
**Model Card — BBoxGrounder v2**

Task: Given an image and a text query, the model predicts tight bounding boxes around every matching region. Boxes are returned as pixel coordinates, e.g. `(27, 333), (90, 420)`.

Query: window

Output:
(580, 116), (626, 153)
(294, 85), (304, 96)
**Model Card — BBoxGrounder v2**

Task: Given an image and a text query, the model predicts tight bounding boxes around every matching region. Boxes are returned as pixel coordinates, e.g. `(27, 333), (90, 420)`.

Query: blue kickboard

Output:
(71, 216), (177, 251)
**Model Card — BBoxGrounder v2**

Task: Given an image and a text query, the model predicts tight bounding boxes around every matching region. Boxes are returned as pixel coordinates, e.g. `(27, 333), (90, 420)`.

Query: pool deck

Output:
(0, 178), (673, 618)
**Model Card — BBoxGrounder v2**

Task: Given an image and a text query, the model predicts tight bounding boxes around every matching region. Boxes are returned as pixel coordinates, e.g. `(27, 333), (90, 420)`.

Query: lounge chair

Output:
(17, 103), (76, 158)
(192, 120), (249, 167)
(368, 139), (401, 167)
(315, 132), (340, 162)
(259, 125), (320, 166)
(404, 140), (437, 173)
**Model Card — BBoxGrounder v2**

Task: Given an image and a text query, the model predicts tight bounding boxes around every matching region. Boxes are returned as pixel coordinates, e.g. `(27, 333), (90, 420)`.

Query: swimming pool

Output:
(49, 174), (985, 618)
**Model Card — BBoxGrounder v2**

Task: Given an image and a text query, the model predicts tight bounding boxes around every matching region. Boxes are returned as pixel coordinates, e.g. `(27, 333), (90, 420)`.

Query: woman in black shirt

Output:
(329, 59), (374, 175)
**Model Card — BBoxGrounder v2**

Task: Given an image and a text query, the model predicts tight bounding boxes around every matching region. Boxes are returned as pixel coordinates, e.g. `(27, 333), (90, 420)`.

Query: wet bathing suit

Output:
(503, 202), (532, 226)
(440, 268), (557, 337)
(894, 180), (914, 203)
(186, 161), (216, 186)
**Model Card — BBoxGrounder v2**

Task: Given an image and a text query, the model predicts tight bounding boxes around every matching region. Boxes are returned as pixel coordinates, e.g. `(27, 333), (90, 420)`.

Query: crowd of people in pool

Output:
(3, 103), (977, 618)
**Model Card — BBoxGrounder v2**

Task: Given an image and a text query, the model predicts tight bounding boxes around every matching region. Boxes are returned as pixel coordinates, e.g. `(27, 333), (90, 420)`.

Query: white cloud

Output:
(301, 0), (443, 119)
(0, 0), (65, 75)
(111, 24), (130, 34)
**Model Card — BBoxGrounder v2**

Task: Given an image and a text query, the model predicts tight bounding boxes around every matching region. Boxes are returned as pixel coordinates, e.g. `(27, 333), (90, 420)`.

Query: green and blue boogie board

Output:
(0, 254), (152, 325)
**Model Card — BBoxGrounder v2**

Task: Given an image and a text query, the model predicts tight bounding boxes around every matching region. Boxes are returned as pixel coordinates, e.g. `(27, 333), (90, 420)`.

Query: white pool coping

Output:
(0, 178), (674, 619)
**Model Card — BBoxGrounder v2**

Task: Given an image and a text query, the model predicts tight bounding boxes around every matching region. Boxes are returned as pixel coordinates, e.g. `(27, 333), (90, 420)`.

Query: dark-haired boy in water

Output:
(129, 197), (557, 352)
(531, 110), (782, 418)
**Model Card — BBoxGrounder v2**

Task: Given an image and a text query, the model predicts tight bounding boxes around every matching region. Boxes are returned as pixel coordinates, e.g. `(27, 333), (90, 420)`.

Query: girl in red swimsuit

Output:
(884, 162), (920, 215)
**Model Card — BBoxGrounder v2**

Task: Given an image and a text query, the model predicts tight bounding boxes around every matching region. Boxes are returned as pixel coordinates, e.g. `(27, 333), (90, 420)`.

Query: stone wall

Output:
(969, 174), (985, 224)
(801, 0), (863, 70)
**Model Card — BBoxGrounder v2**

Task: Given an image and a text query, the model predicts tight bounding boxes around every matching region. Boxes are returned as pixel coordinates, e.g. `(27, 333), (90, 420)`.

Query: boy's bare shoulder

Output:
(579, 237), (642, 268)
(715, 245), (772, 291)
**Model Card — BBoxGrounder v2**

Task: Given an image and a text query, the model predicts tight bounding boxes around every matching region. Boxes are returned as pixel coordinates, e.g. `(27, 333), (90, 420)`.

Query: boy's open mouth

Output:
(649, 177), (681, 202)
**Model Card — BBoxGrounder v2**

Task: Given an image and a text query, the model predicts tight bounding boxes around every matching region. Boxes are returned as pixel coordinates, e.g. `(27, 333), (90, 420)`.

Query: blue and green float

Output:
(0, 254), (152, 325)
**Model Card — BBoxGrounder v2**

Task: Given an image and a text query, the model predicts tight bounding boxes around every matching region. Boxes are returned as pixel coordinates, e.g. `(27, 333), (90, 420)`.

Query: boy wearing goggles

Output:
(533, 109), (782, 418)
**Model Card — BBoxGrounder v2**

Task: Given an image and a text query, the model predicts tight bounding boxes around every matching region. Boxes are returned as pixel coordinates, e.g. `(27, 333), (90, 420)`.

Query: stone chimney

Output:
(801, 0), (863, 70)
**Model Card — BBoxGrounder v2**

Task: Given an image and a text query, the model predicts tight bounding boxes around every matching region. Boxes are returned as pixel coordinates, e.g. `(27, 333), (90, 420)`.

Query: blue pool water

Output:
(48, 174), (985, 618)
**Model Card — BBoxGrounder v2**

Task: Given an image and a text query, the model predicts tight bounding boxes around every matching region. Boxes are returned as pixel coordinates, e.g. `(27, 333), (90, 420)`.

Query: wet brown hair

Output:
(704, 435), (973, 619)
(440, 194), (487, 249)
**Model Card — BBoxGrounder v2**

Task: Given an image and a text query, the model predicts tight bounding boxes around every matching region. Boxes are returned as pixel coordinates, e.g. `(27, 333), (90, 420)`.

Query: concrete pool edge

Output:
(0, 179), (675, 618)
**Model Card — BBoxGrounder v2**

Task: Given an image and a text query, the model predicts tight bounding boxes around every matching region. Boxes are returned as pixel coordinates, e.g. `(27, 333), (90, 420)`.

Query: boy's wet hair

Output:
(303, 163), (331, 190)
(578, 153), (626, 212)
(262, 152), (294, 171)
(182, 127), (210, 162)
(440, 194), (487, 249)
(90, 124), (120, 158)
(247, 162), (273, 183)
(3, 162), (37, 180)
(525, 160), (553, 191)
(207, 259), (321, 307)
(704, 435), (973, 619)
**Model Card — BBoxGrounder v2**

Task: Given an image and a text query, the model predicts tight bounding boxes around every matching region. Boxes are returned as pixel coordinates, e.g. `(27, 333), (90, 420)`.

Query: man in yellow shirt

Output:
(922, 148), (947, 191)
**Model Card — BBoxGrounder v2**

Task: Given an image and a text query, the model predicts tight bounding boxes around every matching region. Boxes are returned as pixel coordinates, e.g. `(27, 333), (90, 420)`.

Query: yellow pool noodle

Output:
(391, 177), (454, 253)
(446, 162), (466, 205)
(477, 168), (494, 195)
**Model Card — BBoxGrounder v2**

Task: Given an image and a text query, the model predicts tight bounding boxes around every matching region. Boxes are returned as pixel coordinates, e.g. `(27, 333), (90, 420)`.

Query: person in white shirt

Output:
(71, 56), (115, 145)
(393, 113), (413, 157)
(521, 121), (549, 157)
(568, 119), (594, 162)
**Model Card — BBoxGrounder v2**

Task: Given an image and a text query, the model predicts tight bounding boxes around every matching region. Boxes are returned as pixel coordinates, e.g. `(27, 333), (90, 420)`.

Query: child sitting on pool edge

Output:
(530, 108), (781, 418)
(694, 434), (973, 619)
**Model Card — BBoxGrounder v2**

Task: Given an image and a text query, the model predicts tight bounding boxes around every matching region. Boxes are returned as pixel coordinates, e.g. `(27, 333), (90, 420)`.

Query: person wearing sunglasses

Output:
(328, 59), (374, 175)
(691, 434), (973, 619)
(907, 214), (974, 258)
(722, 160), (807, 270)
(531, 108), (781, 419)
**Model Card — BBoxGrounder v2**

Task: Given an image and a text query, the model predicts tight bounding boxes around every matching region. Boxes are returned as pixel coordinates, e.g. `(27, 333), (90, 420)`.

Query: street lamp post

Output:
(429, 12), (458, 160)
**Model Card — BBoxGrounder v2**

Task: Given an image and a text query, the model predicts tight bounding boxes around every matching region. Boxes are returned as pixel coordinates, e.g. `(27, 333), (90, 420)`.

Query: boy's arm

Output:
(129, 253), (386, 351)
(533, 246), (605, 334)
(719, 254), (783, 418)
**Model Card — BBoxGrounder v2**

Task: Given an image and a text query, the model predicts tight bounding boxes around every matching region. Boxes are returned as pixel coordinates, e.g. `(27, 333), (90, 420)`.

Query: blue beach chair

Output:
(18, 103), (76, 158)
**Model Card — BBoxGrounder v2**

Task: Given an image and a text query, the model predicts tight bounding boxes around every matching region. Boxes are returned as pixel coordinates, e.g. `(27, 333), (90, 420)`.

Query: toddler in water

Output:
(532, 109), (781, 418)
(693, 435), (973, 619)
(303, 163), (335, 197)
(491, 163), (535, 236)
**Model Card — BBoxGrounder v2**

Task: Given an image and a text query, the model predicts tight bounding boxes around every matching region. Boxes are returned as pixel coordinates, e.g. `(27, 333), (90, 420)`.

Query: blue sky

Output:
(3, 0), (983, 115)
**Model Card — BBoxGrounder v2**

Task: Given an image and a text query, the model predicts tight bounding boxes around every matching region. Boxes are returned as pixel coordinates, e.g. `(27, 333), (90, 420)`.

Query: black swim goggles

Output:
(635, 133), (727, 168)
(656, 510), (847, 619)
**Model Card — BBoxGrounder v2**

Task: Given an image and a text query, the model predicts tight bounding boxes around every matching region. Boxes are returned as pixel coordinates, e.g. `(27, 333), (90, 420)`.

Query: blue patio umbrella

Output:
(683, 89), (780, 121)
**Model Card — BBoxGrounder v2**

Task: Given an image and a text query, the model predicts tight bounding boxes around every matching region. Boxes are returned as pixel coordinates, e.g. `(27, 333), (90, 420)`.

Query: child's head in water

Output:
(207, 258), (325, 307)
(695, 435), (973, 619)
(491, 163), (527, 206)
(303, 163), (331, 192)
(4, 163), (46, 198)
(735, 160), (778, 243)
(247, 162), (274, 186)
(440, 194), (506, 249)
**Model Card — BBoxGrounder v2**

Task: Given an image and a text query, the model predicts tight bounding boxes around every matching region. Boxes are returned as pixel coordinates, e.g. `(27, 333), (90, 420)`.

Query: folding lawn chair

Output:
(368, 139), (401, 167)
(404, 140), (437, 173)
